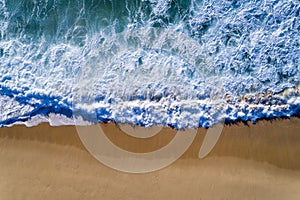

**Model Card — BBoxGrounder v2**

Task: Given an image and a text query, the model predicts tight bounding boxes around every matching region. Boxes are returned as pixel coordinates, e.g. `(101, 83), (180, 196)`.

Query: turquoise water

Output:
(0, 0), (299, 129)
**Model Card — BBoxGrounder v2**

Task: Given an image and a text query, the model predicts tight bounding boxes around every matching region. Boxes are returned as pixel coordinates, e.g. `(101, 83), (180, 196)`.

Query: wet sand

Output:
(0, 118), (299, 200)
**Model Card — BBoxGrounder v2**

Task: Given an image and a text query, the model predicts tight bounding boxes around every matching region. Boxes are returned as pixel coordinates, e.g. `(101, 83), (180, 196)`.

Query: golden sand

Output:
(0, 118), (299, 199)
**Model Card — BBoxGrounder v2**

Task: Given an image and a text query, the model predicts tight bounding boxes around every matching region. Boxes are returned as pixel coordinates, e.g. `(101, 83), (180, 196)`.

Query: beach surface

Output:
(0, 118), (299, 200)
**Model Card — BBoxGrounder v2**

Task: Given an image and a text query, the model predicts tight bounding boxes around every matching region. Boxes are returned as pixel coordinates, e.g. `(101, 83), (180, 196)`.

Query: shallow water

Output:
(0, 0), (299, 128)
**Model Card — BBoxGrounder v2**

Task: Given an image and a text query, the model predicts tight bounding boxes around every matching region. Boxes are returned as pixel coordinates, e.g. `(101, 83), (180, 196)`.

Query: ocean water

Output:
(0, 0), (299, 129)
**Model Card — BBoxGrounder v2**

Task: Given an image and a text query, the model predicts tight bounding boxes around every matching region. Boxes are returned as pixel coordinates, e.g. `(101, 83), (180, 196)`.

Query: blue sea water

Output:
(0, 0), (299, 129)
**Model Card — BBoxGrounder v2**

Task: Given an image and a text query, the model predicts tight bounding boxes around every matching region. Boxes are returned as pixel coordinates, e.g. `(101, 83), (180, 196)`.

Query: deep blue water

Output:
(0, 0), (299, 129)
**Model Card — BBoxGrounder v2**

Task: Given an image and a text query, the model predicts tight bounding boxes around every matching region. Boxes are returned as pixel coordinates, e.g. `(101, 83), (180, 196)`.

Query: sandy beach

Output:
(0, 118), (299, 200)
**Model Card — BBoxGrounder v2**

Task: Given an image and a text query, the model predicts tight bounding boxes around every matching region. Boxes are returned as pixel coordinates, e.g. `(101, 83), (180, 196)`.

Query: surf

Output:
(0, 0), (299, 128)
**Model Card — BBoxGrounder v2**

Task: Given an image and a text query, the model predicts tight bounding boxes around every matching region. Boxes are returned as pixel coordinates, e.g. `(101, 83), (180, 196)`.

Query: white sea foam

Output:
(0, 0), (299, 128)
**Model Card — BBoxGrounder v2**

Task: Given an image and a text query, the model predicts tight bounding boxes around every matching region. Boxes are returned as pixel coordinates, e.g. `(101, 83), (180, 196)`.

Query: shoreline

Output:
(0, 118), (300, 199)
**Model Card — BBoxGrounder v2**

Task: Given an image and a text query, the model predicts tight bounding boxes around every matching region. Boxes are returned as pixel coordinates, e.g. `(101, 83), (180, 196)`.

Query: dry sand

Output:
(0, 118), (299, 200)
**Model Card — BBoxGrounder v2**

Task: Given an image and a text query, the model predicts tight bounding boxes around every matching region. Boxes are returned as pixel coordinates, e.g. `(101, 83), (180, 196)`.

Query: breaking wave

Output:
(0, 0), (299, 129)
